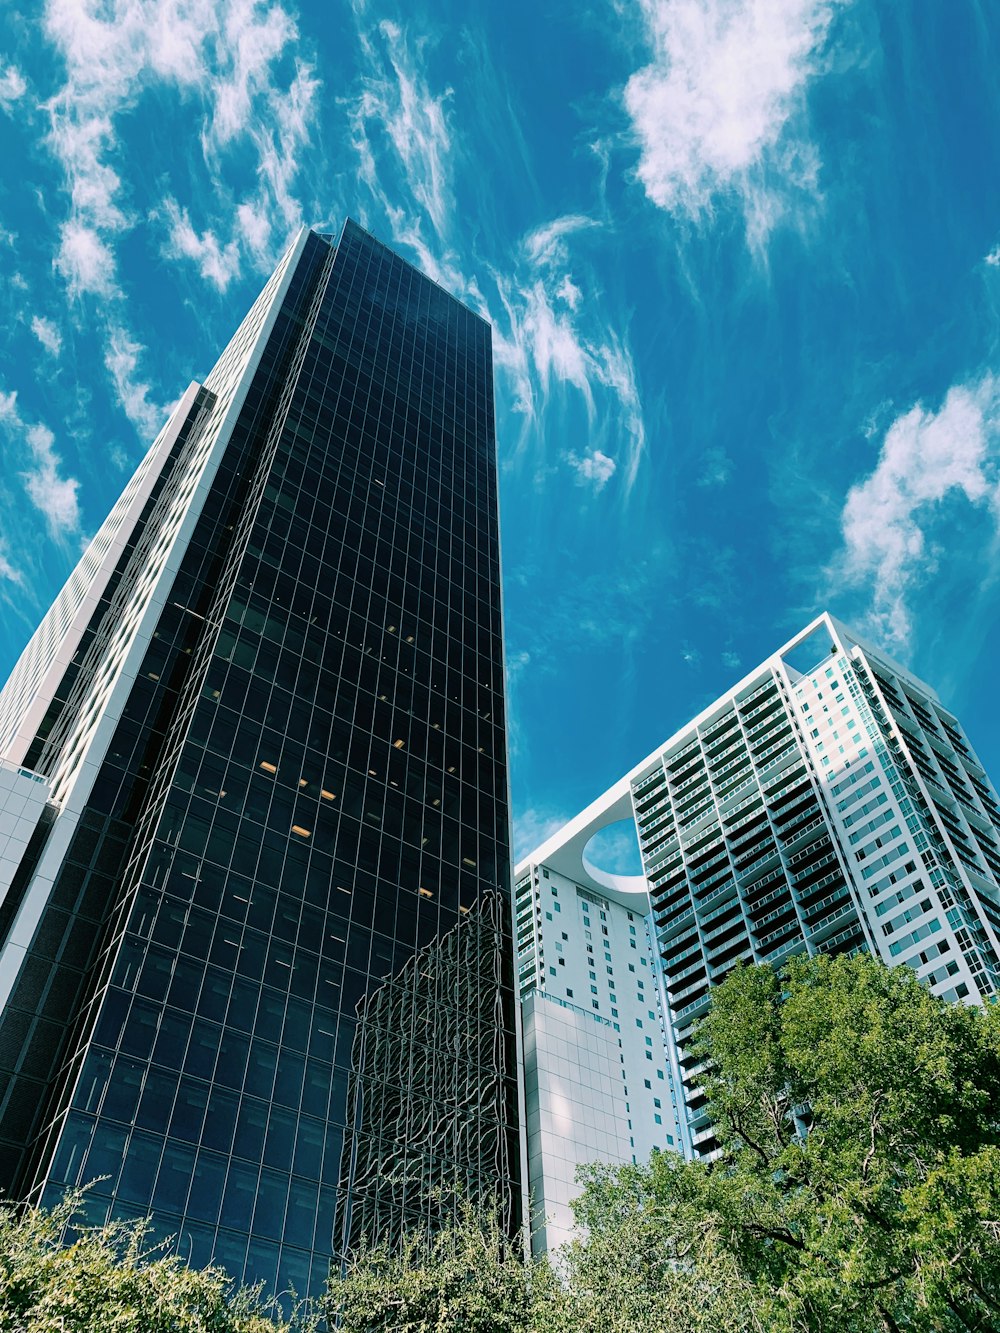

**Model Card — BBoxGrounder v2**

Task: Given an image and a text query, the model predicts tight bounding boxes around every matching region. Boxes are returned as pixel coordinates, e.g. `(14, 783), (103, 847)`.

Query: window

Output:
(589, 970), (596, 980)
(654, 1114), (662, 1125)
(561, 932), (568, 941)
(629, 964), (635, 973)
(636, 1019), (643, 1029)
(654, 1098), (661, 1108)
(549, 966), (556, 976)
(592, 1001), (600, 1010)
(644, 1079), (651, 1089)
(566, 988), (574, 997)
(558, 958), (565, 967)
(657, 1070), (665, 1080)
(590, 985), (598, 994)
(629, 925), (636, 936)
(645, 1037), (653, 1046)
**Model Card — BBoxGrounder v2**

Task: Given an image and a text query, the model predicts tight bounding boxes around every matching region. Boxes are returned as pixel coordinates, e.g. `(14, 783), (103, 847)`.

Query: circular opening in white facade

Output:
(581, 819), (648, 903)
(583, 819), (644, 876)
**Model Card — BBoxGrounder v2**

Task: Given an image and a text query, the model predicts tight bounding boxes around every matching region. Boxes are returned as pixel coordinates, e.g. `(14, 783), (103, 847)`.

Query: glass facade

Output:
(0, 221), (520, 1298)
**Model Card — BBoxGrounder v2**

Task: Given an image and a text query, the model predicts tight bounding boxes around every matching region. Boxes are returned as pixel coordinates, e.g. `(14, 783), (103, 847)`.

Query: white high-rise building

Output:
(518, 612), (1000, 1193)
(515, 829), (682, 1254)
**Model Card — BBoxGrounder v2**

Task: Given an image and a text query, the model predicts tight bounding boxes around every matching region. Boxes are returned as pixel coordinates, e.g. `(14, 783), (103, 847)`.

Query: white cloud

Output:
(353, 20), (454, 240)
(163, 200), (241, 291)
(622, 0), (847, 239)
(697, 445), (732, 486)
(31, 315), (63, 358)
(23, 423), (81, 536)
(55, 220), (117, 298)
(104, 326), (165, 438)
(986, 245), (1000, 268)
(0, 390), (81, 537)
(524, 215), (599, 268)
(836, 374), (1000, 650)
(236, 200), (273, 259)
(567, 449), (617, 492)
(0, 62), (27, 109)
(347, 18), (647, 498)
(36, 0), (318, 444)
(0, 542), (22, 585)
(555, 274), (583, 310)
(722, 649), (741, 671)
(512, 806), (571, 862)
(521, 280), (596, 407)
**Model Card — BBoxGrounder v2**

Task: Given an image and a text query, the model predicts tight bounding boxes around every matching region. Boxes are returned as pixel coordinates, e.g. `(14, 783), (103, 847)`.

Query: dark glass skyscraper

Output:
(0, 222), (521, 1298)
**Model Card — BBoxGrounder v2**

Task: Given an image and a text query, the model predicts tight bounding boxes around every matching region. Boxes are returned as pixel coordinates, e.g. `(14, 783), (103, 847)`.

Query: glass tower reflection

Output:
(0, 221), (520, 1299)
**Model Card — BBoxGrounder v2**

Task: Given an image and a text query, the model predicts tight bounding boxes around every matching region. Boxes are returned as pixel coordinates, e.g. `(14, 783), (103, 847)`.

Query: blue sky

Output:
(1, 0), (999, 862)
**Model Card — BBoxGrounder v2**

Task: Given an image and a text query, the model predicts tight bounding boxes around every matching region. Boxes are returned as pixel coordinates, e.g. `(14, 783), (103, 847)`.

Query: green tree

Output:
(324, 1199), (564, 1333)
(0, 1190), (306, 1332)
(571, 952), (1000, 1332)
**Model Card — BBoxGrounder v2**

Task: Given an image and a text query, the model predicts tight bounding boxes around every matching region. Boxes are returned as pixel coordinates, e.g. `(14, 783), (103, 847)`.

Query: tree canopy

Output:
(6, 954), (1000, 1331)
(330, 952), (1000, 1332)
(0, 1190), (307, 1333)
(568, 952), (1000, 1332)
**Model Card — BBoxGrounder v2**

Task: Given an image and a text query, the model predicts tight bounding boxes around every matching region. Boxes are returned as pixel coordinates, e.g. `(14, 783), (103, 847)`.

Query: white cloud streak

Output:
(348, 22), (647, 496)
(837, 374), (1000, 650)
(104, 326), (166, 439)
(0, 389), (81, 537)
(39, 0), (319, 443)
(0, 62), (28, 109)
(163, 200), (241, 291)
(353, 20), (453, 241)
(622, 0), (847, 241)
(31, 316), (63, 358)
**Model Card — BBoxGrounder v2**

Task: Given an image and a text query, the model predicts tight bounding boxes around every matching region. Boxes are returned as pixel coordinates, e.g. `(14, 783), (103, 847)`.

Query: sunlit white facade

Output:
(519, 613), (1000, 1181)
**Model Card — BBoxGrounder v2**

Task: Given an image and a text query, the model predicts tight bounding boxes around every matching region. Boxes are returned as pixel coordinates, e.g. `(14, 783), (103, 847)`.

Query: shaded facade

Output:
(0, 222), (520, 1298)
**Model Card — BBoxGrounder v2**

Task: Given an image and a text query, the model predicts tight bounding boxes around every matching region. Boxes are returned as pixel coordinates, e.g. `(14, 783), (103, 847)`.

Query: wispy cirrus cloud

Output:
(0, 62), (27, 110)
(511, 805), (574, 862)
(0, 388), (81, 538)
(352, 18), (453, 241)
(834, 373), (1000, 651)
(103, 327), (164, 439)
(163, 200), (241, 292)
(348, 19), (647, 496)
(0, 541), (22, 587)
(621, 0), (849, 245)
(31, 316), (63, 358)
(39, 0), (319, 439)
